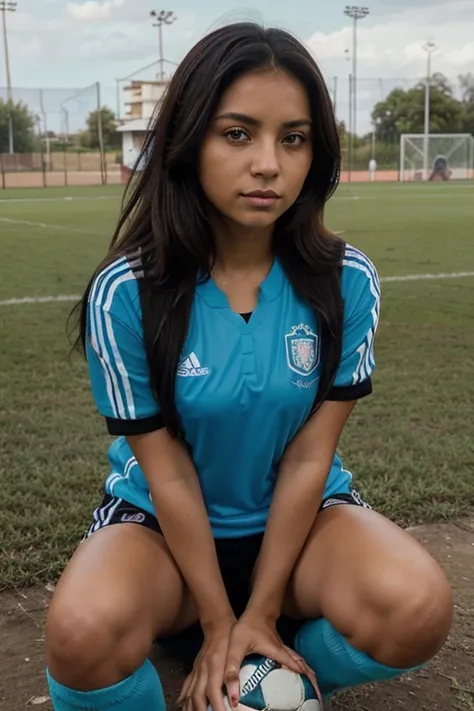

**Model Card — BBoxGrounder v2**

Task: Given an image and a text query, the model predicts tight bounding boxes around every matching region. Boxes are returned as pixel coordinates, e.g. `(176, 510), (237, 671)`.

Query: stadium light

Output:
(150, 10), (177, 81)
(344, 5), (370, 139)
(1, 0), (17, 153)
(423, 40), (437, 180)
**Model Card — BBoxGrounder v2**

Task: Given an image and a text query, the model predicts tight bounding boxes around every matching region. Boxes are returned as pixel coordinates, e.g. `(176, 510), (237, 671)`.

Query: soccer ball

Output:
(219, 654), (322, 711)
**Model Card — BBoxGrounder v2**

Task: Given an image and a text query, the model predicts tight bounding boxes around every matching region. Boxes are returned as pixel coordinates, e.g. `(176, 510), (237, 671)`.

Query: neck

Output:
(212, 217), (274, 272)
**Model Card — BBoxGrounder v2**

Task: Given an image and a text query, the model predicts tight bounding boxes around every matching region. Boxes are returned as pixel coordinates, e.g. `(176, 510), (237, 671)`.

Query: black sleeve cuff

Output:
(106, 413), (165, 436)
(326, 378), (373, 401)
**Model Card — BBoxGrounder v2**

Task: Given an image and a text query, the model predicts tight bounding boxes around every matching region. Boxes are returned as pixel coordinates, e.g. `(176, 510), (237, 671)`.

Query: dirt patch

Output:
(1, 170), (123, 189)
(1, 518), (473, 711)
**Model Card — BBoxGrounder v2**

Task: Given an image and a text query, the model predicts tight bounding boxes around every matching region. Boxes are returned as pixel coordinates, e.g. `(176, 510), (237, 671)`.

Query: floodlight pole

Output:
(344, 5), (369, 140)
(423, 40), (437, 180)
(1, 0), (17, 153)
(150, 10), (176, 81)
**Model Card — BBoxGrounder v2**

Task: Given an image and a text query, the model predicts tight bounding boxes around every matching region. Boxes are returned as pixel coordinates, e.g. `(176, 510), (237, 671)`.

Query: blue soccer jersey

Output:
(86, 244), (380, 538)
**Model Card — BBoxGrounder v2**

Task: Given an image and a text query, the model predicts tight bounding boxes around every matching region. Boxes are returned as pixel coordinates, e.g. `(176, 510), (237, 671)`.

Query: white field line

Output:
(382, 271), (474, 283)
(0, 295), (81, 306)
(1, 271), (473, 307)
(0, 189), (471, 207)
(0, 216), (96, 235)
(334, 192), (474, 201)
(0, 218), (344, 237)
(0, 195), (118, 205)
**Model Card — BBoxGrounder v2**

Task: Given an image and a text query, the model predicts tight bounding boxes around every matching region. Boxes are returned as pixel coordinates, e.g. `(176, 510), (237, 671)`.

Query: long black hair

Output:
(74, 22), (345, 439)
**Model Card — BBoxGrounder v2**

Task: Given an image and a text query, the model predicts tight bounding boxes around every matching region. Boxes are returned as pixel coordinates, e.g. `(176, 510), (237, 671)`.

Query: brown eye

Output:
(225, 128), (250, 142)
(283, 133), (306, 146)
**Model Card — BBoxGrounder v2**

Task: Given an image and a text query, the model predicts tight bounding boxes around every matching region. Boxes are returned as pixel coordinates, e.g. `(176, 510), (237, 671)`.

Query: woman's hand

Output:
(223, 613), (322, 708)
(177, 616), (236, 711)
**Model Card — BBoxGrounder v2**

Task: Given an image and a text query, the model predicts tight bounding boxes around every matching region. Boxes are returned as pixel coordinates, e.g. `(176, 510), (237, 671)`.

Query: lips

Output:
(242, 190), (281, 199)
(240, 190), (282, 208)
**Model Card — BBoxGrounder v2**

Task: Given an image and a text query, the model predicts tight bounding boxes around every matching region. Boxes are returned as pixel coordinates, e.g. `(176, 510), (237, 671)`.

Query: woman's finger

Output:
(177, 672), (195, 706)
(207, 669), (229, 711)
(282, 648), (322, 706)
(224, 637), (247, 708)
(283, 645), (309, 674)
(190, 666), (210, 711)
(206, 649), (228, 711)
(255, 640), (304, 676)
(302, 663), (323, 707)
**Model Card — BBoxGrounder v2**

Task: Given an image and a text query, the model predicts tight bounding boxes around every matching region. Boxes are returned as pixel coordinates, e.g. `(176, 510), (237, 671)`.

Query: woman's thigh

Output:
(46, 521), (198, 690)
(283, 505), (453, 667)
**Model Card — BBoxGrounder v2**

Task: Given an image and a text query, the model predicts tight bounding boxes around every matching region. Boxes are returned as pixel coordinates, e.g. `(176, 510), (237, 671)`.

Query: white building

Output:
(117, 118), (150, 171)
(123, 79), (167, 121)
(117, 79), (168, 174)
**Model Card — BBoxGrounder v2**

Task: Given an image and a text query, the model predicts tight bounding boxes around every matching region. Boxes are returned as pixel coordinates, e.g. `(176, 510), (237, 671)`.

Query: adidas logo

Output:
(177, 352), (210, 378)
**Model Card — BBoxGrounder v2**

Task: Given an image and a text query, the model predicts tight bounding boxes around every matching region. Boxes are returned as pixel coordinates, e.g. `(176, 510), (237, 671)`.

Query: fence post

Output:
(64, 148), (68, 187)
(96, 82), (106, 185)
(0, 153), (5, 190)
(348, 73), (353, 185)
(38, 128), (47, 187)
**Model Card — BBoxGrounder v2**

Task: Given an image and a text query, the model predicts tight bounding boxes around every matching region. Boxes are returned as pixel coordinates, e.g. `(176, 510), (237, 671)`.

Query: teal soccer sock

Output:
(295, 617), (424, 698)
(46, 658), (165, 710)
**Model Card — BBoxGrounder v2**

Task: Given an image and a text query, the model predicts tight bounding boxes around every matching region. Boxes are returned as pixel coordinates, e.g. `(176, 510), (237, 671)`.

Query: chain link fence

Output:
(325, 75), (471, 179)
(0, 75), (471, 187)
(0, 83), (122, 188)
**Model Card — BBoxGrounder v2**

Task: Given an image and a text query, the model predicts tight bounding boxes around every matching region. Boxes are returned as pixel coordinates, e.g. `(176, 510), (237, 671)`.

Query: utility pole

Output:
(150, 10), (176, 81)
(344, 5), (369, 140)
(423, 40), (437, 180)
(344, 48), (352, 182)
(1, 0), (17, 153)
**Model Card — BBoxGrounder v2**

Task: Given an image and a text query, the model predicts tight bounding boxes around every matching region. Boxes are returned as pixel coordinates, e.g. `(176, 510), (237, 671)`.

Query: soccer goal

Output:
(399, 134), (474, 182)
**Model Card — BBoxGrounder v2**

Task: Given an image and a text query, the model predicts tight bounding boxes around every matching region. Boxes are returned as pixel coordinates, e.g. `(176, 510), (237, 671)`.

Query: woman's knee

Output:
(44, 525), (181, 690)
(348, 556), (453, 668)
(46, 589), (154, 690)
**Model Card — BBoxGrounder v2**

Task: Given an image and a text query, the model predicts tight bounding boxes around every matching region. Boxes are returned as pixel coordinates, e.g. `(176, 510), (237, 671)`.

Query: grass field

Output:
(1, 181), (473, 590)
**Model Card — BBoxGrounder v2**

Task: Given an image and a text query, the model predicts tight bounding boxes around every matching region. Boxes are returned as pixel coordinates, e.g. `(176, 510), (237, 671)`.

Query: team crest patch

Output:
(285, 324), (320, 376)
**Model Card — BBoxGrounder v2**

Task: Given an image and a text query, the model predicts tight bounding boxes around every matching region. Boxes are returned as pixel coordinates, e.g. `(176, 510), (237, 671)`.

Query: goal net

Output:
(399, 134), (474, 182)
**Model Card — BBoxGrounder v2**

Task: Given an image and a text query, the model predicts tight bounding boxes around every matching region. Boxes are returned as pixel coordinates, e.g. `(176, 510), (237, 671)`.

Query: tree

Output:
(458, 73), (474, 103)
(371, 74), (465, 143)
(458, 73), (474, 135)
(85, 107), (121, 149)
(427, 72), (454, 96)
(0, 99), (38, 153)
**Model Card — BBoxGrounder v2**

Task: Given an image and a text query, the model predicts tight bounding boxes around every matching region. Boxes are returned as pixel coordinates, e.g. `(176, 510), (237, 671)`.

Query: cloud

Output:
(306, 3), (474, 80)
(66, 0), (126, 23)
(65, 0), (173, 24)
(304, 2), (474, 131)
(6, 0), (474, 137)
(376, 0), (472, 13)
(7, 0), (196, 76)
(79, 30), (156, 61)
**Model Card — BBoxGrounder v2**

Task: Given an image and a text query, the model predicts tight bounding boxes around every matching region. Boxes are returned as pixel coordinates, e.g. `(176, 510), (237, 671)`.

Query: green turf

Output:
(1, 181), (473, 589)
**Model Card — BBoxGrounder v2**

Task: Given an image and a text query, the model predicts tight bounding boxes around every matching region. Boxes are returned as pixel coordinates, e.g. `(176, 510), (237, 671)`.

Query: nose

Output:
(250, 139), (280, 180)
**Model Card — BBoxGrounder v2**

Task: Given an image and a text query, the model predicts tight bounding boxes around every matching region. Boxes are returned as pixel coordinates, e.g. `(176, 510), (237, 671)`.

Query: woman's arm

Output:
(128, 429), (234, 629)
(245, 399), (356, 620)
(245, 248), (381, 621)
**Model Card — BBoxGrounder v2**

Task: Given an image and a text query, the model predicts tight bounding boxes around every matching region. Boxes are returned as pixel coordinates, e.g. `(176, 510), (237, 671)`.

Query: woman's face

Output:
(199, 67), (313, 231)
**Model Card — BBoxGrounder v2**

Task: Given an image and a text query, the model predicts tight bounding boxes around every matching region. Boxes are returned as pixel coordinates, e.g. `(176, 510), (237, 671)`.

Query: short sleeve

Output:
(327, 246), (381, 401)
(86, 258), (163, 435)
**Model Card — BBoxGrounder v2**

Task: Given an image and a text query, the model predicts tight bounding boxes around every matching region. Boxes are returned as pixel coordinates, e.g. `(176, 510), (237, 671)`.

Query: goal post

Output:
(399, 134), (474, 182)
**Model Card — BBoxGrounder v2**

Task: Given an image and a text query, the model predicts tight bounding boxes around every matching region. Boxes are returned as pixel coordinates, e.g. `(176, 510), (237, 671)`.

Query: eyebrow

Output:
(214, 112), (312, 129)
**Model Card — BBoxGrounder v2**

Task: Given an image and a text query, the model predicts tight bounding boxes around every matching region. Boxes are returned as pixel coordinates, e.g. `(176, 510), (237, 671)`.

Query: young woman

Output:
(45, 22), (453, 711)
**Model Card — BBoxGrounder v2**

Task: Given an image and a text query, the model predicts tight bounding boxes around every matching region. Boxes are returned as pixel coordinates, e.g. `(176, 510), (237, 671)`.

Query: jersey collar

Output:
(196, 258), (285, 309)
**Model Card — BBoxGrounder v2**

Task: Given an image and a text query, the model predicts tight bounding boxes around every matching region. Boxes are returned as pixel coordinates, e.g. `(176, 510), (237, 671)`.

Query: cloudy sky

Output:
(3, 0), (474, 131)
